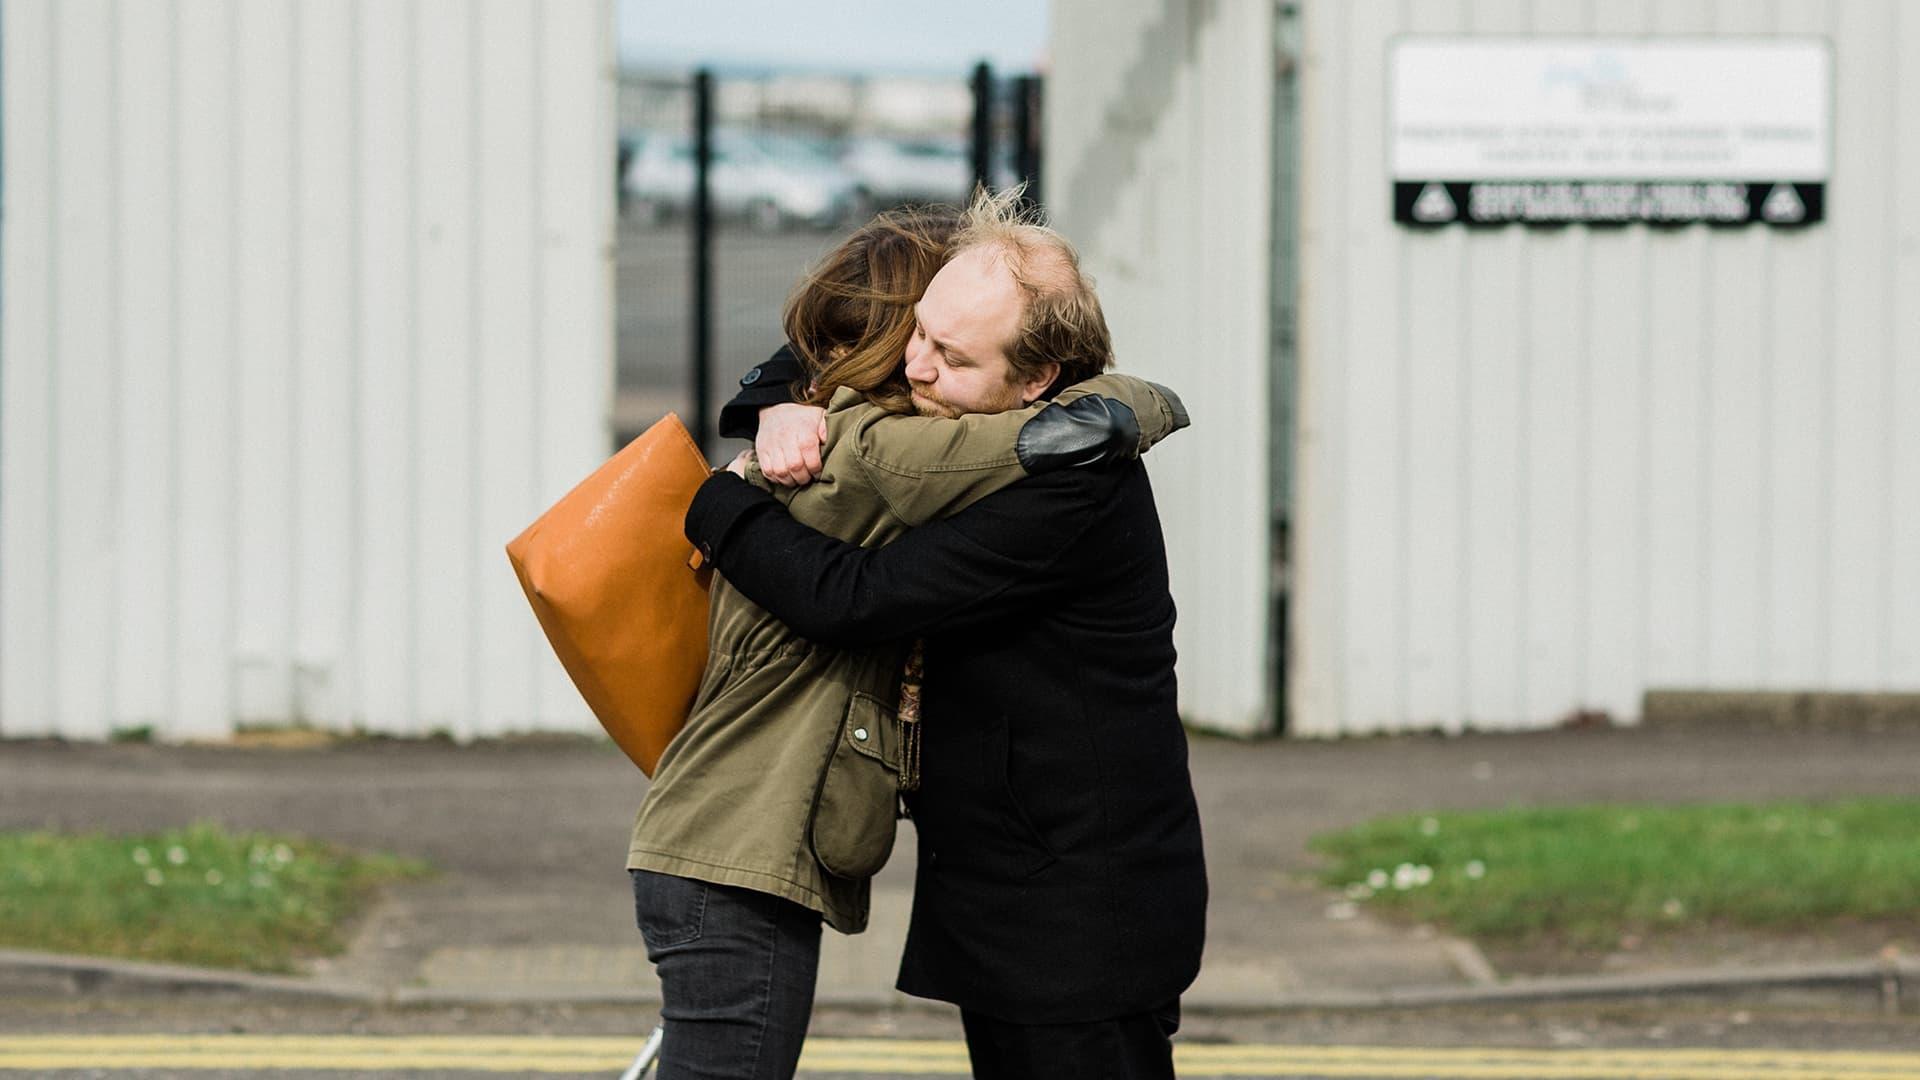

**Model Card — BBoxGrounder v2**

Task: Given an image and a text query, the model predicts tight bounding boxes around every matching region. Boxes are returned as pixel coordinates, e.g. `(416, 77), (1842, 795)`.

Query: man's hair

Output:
(783, 206), (962, 414)
(949, 185), (1114, 395)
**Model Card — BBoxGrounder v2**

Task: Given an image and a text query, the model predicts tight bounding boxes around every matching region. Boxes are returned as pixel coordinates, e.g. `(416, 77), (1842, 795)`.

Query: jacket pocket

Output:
(810, 692), (900, 880)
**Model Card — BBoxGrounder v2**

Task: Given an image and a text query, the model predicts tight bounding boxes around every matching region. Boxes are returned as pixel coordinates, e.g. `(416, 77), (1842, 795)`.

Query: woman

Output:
(624, 204), (1184, 1079)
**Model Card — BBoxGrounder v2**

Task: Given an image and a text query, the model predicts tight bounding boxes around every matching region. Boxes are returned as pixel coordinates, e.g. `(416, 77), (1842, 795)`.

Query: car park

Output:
(622, 130), (866, 229)
(839, 136), (973, 207)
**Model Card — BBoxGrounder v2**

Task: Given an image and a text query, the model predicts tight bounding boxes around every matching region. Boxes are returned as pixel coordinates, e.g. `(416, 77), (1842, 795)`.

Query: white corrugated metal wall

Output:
(1048, 0), (1918, 738)
(1046, 0), (1278, 735)
(1291, 0), (1920, 735)
(1, 0), (615, 741)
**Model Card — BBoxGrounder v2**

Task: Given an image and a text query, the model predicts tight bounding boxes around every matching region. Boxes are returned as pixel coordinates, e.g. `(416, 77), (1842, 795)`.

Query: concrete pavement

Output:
(1, 723), (1916, 1014)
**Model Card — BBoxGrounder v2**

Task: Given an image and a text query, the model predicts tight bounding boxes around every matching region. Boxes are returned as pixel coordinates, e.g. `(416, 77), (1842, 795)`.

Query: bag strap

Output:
(898, 639), (925, 793)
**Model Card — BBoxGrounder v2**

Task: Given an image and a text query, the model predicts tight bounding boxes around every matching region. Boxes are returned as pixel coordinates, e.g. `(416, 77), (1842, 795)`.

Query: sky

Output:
(617, 0), (1052, 76)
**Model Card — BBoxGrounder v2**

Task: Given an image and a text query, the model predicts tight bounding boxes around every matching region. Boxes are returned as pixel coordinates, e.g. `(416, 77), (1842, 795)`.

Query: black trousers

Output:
(959, 999), (1180, 1080)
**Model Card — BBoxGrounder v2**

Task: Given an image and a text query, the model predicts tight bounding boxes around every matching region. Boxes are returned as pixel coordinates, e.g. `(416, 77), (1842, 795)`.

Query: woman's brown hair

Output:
(782, 206), (961, 413)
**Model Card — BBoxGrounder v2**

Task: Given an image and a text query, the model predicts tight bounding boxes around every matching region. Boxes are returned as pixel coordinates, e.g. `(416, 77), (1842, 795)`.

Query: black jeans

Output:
(960, 999), (1181, 1080)
(631, 869), (823, 1080)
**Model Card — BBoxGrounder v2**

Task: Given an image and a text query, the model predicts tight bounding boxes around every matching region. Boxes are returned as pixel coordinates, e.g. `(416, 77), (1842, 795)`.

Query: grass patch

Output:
(1310, 799), (1920, 948)
(0, 822), (430, 973)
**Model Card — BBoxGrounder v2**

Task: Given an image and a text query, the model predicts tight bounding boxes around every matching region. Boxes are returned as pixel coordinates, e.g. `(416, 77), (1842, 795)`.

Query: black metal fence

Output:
(614, 64), (1043, 457)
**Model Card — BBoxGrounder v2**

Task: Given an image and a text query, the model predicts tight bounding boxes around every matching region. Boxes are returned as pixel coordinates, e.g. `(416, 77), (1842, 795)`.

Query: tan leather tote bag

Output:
(507, 414), (713, 775)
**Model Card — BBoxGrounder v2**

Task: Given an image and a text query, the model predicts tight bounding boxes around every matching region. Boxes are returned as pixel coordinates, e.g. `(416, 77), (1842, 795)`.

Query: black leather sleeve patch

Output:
(1146, 380), (1191, 432)
(1014, 396), (1143, 474)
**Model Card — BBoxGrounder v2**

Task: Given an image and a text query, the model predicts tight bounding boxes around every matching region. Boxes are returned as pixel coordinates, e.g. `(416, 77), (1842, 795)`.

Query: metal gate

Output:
(614, 63), (1044, 457)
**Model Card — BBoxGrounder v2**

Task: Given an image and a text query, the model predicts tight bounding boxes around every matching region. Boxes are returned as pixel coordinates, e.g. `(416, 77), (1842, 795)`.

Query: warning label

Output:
(1393, 181), (1824, 227)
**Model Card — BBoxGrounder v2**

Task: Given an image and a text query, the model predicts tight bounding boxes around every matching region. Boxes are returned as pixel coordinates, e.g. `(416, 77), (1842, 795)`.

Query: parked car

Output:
(622, 131), (865, 230)
(842, 135), (1031, 208)
(839, 136), (973, 207)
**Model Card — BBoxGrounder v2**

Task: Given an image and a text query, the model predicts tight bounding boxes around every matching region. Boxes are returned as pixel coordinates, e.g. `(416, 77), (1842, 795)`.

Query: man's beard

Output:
(909, 381), (1023, 419)
(910, 387), (961, 419)
(906, 390), (952, 417)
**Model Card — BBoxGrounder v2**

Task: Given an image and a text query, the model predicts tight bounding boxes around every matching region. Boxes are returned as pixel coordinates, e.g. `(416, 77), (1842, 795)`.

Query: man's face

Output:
(902, 247), (1054, 418)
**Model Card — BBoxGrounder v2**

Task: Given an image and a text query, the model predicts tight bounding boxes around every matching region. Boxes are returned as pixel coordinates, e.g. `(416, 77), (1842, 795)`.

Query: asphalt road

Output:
(4, 998), (1919, 1078)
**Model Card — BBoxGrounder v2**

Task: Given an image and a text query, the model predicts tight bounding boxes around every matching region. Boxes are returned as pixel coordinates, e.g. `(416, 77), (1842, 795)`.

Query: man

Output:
(689, 192), (1207, 1079)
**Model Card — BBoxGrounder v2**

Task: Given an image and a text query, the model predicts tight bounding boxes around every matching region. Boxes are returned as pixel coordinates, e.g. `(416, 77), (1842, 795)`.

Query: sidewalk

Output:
(1, 723), (1916, 1013)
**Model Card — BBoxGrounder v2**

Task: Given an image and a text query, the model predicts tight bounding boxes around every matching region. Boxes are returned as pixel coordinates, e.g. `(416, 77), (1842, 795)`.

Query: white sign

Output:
(1390, 39), (1831, 226)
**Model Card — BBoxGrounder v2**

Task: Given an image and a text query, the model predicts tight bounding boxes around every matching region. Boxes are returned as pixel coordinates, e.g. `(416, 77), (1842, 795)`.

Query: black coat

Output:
(716, 345), (806, 440)
(686, 461), (1208, 1024)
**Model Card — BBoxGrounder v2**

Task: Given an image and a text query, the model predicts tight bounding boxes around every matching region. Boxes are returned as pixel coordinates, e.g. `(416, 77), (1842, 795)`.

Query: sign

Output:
(1390, 39), (1831, 226)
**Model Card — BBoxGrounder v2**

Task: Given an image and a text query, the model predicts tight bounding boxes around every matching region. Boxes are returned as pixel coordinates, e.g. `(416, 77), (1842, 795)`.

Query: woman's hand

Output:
(755, 403), (829, 487)
(724, 450), (753, 478)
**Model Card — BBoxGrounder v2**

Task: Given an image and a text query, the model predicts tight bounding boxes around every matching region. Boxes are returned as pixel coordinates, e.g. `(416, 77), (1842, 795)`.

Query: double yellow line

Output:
(1171, 1044), (1920, 1079)
(2, 1036), (1918, 1077)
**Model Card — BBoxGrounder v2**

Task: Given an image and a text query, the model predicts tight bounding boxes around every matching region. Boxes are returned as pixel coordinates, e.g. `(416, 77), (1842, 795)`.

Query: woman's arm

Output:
(849, 373), (1186, 526)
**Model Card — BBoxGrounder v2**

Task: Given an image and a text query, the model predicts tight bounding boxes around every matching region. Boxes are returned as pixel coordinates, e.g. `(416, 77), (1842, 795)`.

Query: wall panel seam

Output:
(224, 0), (244, 730)
(165, 0), (183, 732)
(45, 0), (62, 728)
(1328, 0), (1352, 733)
(1394, 0), (1410, 734)
(1878, 0), (1901, 684)
(1757, 234), (1775, 677)
(1635, 225), (1653, 707)
(1697, 237), (1714, 672)
(1455, 195), (1470, 726)
(1575, 234), (1591, 708)
(1815, 138), (1835, 682)
(288, 0), (305, 721)
(347, 0), (367, 730)
(1805, 0), (1831, 682)
(1393, 226), (1410, 729)
(1514, 232), (1532, 725)
(466, 0), (484, 733)
(527, 0), (546, 729)
(107, 0), (126, 727)
(404, 0), (422, 734)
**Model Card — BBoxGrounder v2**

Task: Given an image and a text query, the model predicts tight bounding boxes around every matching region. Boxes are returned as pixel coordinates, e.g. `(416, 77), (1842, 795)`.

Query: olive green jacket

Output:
(626, 373), (1187, 933)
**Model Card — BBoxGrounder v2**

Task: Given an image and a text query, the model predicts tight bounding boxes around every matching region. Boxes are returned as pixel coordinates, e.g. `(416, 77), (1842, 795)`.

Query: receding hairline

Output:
(950, 231), (1083, 306)
(940, 184), (1114, 389)
(946, 184), (1087, 294)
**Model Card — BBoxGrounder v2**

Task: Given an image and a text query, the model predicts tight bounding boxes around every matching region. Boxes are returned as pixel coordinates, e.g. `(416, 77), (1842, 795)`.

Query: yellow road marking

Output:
(1, 1036), (1917, 1077)
(1152, 1053), (1920, 1068)
(1176, 1045), (1920, 1069)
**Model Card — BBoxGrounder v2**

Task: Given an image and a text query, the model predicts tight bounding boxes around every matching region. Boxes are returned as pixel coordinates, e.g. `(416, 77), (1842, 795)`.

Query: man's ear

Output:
(1018, 361), (1061, 405)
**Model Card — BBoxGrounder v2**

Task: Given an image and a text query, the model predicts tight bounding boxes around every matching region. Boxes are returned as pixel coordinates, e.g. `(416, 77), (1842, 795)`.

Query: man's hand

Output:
(756, 403), (829, 487)
(724, 449), (753, 478)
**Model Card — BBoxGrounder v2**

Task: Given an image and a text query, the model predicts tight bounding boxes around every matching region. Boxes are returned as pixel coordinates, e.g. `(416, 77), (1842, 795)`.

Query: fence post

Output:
(1012, 75), (1042, 209)
(969, 61), (994, 196)
(690, 68), (714, 457)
